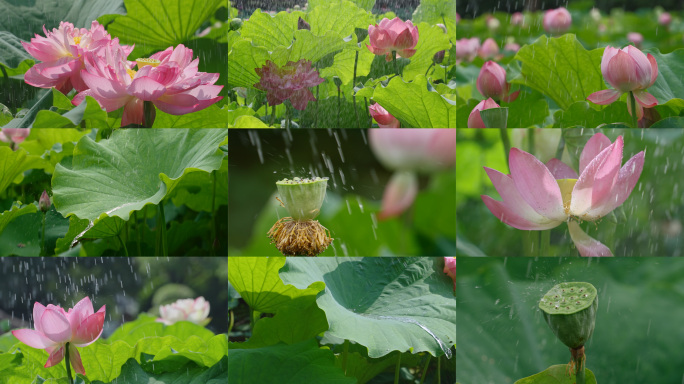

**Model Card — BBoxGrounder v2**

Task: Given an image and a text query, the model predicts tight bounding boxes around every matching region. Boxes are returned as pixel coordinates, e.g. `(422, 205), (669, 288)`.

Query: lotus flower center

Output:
(557, 178), (578, 213)
(73, 36), (81, 45)
(136, 58), (161, 68)
(126, 68), (137, 80)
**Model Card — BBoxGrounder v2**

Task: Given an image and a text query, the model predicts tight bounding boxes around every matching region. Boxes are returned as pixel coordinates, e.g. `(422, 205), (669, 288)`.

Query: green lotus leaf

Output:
(106, 0), (224, 58)
(512, 34), (604, 111)
(152, 104), (229, 128)
(0, 0), (125, 42)
(307, 0), (374, 38)
(227, 256), (324, 313)
(228, 339), (355, 384)
(279, 257), (456, 358)
(0, 147), (47, 194)
(402, 23), (452, 81)
(372, 74), (456, 128)
(52, 129), (226, 223)
(0, 31), (34, 76)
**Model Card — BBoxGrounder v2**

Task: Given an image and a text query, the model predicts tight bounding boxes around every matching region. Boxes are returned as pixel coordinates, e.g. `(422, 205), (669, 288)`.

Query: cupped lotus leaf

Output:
(228, 339), (355, 384)
(514, 364), (597, 384)
(644, 48), (684, 106)
(0, 0), (125, 42)
(239, 9), (304, 50)
(106, 0), (224, 58)
(226, 39), (270, 88)
(91, 356), (227, 384)
(279, 257), (456, 358)
(512, 34), (604, 111)
(307, 0), (374, 38)
(412, 0), (457, 32)
(228, 257), (324, 313)
(52, 129), (226, 223)
(402, 23), (452, 81)
(372, 75), (456, 128)
(0, 203), (37, 236)
(0, 31), (34, 77)
(0, 147), (47, 194)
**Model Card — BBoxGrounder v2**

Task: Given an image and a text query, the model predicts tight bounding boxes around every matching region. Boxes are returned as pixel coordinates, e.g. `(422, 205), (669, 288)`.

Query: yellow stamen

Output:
(136, 58), (161, 68)
(73, 36), (81, 45)
(557, 178), (578, 213)
(126, 68), (137, 80)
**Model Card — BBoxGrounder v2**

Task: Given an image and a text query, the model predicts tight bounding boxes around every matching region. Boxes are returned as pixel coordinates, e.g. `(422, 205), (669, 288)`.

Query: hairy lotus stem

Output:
(64, 342), (74, 384)
(540, 282), (597, 384)
(629, 91), (638, 128)
(267, 177), (333, 256)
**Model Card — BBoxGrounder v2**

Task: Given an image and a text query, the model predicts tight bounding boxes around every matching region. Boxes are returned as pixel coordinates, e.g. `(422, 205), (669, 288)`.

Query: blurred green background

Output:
(0, 257), (228, 336)
(456, 128), (684, 256)
(457, 257), (684, 383)
(228, 129), (456, 256)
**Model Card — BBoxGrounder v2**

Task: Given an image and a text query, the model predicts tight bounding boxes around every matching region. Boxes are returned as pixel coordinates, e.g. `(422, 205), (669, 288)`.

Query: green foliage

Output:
(512, 34), (605, 111)
(515, 365), (597, 384)
(458, 258), (684, 382)
(372, 75), (456, 127)
(280, 257), (456, 358)
(106, 0), (224, 58)
(52, 129), (226, 223)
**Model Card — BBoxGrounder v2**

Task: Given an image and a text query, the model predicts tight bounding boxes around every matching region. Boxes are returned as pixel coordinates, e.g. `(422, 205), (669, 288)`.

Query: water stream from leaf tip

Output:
(360, 314), (453, 358)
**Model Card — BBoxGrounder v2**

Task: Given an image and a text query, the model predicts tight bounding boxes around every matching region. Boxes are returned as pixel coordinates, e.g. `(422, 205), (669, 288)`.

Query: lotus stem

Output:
(394, 351), (402, 384)
(425, 62), (435, 77)
(629, 91), (638, 128)
(337, 83), (341, 128)
(65, 342), (74, 384)
(499, 128), (511, 166)
(353, 51), (360, 129)
(270, 104), (276, 127)
(418, 355), (431, 384)
(143, 100), (155, 128)
(555, 135), (565, 159)
(41, 212), (46, 256)
(117, 233), (129, 256)
(392, 50), (399, 77)
(342, 339), (349, 374)
(228, 310), (234, 336)
(572, 346), (586, 384)
(156, 203), (167, 256)
(135, 210), (142, 256)
(315, 85), (319, 128)
(540, 229), (550, 257)
(211, 171), (217, 256)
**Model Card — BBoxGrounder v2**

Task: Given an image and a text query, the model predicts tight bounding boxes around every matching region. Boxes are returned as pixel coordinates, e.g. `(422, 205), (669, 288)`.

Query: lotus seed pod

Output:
(539, 282), (597, 349)
(276, 177), (328, 221)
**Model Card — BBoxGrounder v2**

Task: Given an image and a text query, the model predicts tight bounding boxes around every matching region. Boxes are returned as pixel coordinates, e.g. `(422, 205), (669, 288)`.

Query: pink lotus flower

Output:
(486, 16), (500, 31)
(74, 44), (223, 127)
(478, 38), (500, 60)
(627, 32), (643, 47)
(504, 42), (520, 53)
(11, 297), (105, 375)
(369, 103), (400, 128)
(444, 257), (456, 291)
(367, 17), (419, 62)
(456, 13), (461, 24)
(369, 129), (455, 219)
(511, 12), (525, 26)
(467, 98), (500, 128)
(659, 12), (672, 26)
(456, 37), (480, 64)
(157, 297), (211, 326)
(481, 133), (644, 256)
(254, 60), (325, 111)
(0, 128), (30, 145)
(543, 7), (572, 35)
(22, 21), (131, 94)
(477, 61), (519, 102)
(586, 46), (658, 120)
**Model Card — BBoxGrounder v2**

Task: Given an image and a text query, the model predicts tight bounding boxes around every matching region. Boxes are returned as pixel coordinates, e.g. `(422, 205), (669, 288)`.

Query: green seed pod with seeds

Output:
(276, 177), (328, 221)
(539, 282), (597, 349)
